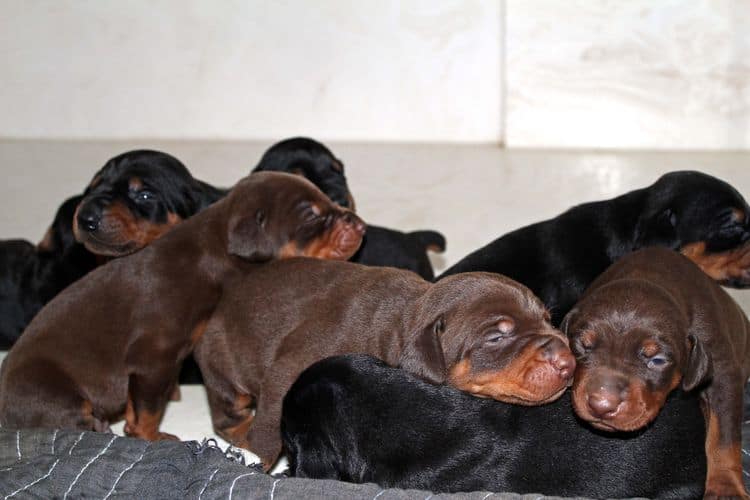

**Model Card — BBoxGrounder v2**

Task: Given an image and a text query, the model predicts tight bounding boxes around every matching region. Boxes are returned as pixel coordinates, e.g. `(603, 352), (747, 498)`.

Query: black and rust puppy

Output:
(282, 354), (706, 499)
(0, 195), (96, 348)
(0, 150), (225, 349)
(194, 260), (575, 468)
(252, 137), (446, 279)
(74, 149), (225, 256)
(563, 247), (750, 498)
(440, 171), (750, 324)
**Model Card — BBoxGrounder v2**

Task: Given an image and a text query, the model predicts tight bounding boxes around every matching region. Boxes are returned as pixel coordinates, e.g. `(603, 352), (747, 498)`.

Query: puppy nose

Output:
(342, 212), (366, 234)
(77, 204), (101, 232)
(586, 378), (627, 418)
(541, 338), (576, 380)
(587, 392), (623, 418)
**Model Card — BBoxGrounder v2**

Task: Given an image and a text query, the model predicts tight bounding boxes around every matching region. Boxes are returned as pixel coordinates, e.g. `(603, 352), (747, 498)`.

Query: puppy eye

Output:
(137, 190), (154, 201)
(646, 354), (669, 370)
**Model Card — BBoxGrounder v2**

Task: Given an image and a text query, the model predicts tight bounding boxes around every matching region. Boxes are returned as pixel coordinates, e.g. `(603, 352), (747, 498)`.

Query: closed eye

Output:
(646, 355), (669, 370)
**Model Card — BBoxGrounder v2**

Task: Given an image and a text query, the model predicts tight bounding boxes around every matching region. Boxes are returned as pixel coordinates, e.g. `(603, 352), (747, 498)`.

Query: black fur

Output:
(439, 171), (750, 324)
(0, 195), (96, 348)
(252, 137), (446, 280)
(282, 354), (706, 499)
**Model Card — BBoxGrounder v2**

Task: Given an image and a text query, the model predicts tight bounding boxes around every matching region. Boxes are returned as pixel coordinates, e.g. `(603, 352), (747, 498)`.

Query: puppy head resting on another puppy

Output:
(638, 171), (750, 287)
(399, 272), (576, 405)
(225, 171), (365, 262)
(253, 137), (355, 210)
(562, 281), (712, 432)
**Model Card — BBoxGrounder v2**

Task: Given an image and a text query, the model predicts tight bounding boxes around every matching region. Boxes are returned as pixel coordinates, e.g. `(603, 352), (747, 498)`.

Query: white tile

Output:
(506, 0), (750, 149)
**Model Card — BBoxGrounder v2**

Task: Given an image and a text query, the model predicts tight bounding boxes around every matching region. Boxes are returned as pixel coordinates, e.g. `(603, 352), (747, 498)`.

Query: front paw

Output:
(154, 431), (180, 441)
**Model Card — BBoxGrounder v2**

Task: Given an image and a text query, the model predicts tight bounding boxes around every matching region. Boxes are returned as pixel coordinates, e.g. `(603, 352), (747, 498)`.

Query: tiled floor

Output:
(2, 140), (750, 469)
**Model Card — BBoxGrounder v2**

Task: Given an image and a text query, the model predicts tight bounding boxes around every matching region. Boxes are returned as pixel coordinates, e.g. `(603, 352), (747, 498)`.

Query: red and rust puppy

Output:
(0, 172), (364, 442)
(74, 149), (226, 257)
(563, 247), (749, 499)
(252, 137), (447, 280)
(193, 261), (575, 468)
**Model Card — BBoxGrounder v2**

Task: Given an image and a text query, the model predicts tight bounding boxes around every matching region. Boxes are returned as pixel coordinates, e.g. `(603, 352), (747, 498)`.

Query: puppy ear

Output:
(227, 210), (276, 261)
(682, 334), (713, 391)
(560, 308), (577, 336)
(635, 208), (679, 249)
(399, 316), (447, 384)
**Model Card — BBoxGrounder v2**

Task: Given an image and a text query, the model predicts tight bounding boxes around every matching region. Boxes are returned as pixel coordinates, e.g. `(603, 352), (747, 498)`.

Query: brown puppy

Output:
(0, 172), (365, 441)
(194, 260), (576, 468)
(563, 247), (749, 499)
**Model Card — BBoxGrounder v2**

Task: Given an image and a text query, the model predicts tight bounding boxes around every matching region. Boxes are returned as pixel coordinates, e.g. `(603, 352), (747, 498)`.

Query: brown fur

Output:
(563, 247), (750, 498)
(193, 263), (575, 469)
(0, 172), (365, 441)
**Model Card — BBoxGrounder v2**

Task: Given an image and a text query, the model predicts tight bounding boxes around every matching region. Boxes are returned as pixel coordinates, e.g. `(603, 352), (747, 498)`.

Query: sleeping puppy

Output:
(194, 260), (575, 469)
(439, 171), (750, 324)
(252, 137), (446, 280)
(563, 247), (750, 498)
(282, 354), (706, 499)
(74, 149), (225, 256)
(0, 195), (97, 348)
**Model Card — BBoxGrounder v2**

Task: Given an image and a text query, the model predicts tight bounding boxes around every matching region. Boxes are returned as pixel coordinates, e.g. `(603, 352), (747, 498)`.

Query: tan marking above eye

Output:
(579, 330), (597, 349)
(128, 177), (143, 190)
(732, 208), (745, 223)
(641, 340), (661, 358)
(497, 318), (515, 335)
(310, 203), (322, 216)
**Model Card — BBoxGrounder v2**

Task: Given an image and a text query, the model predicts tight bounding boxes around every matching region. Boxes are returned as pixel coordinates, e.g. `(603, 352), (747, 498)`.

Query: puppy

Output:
(0, 195), (97, 348)
(253, 137), (446, 280)
(0, 150), (225, 348)
(0, 172), (364, 441)
(282, 354), (706, 499)
(439, 171), (750, 324)
(74, 149), (225, 256)
(193, 259), (575, 468)
(563, 247), (749, 498)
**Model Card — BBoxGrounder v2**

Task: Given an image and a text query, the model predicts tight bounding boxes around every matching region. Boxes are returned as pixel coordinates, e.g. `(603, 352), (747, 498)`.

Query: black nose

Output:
(77, 204), (101, 232)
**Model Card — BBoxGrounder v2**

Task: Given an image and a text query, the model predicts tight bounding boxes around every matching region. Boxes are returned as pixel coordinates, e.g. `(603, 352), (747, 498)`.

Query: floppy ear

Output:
(560, 308), (577, 337)
(227, 210), (276, 261)
(682, 334), (713, 391)
(635, 208), (679, 249)
(399, 315), (447, 384)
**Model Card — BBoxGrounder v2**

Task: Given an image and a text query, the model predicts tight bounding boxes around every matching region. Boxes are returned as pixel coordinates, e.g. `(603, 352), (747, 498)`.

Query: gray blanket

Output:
(1, 388), (749, 499)
(0, 428), (586, 499)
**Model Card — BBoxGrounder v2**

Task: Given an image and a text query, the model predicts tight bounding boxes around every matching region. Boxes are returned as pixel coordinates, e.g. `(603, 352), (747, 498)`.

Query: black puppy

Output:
(0, 196), (96, 348)
(253, 137), (446, 280)
(439, 171), (750, 324)
(74, 149), (225, 256)
(282, 354), (706, 499)
(0, 150), (223, 349)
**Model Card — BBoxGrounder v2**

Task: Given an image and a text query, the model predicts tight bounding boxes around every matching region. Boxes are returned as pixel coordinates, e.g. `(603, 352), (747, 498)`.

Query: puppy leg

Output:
(702, 376), (749, 499)
(123, 369), (180, 441)
(246, 366), (299, 471)
(205, 384), (254, 448)
(192, 327), (255, 447)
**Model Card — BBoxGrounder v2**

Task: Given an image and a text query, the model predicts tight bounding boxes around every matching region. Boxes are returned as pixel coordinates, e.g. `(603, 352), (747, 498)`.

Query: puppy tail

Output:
(410, 230), (446, 254)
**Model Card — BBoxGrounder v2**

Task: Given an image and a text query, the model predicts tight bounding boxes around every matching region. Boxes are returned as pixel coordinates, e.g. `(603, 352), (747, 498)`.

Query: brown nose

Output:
(342, 211), (366, 235)
(586, 378), (627, 418)
(540, 337), (576, 380)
